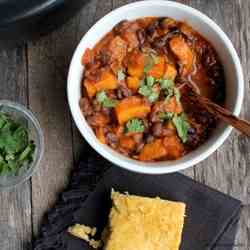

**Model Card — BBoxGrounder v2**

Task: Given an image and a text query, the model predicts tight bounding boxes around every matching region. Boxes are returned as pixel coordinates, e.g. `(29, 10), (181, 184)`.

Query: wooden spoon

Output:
(186, 87), (250, 136)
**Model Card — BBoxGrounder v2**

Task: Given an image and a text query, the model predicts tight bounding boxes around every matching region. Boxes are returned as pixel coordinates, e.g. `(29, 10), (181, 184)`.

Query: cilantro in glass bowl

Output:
(0, 101), (44, 191)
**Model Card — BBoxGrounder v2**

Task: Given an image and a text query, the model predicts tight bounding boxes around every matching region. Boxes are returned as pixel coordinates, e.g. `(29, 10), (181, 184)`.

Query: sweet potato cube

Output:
(119, 136), (136, 150)
(163, 135), (184, 159)
(164, 97), (183, 114)
(96, 127), (106, 144)
(164, 64), (177, 80)
(115, 96), (151, 124)
(127, 76), (140, 90)
(81, 48), (94, 65)
(127, 51), (145, 78)
(84, 80), (97, 98)
(148, 56), (165, 78)
(139, 139), (167, 161)
(95, 71), (118, 91)
(169, 36), (194, 76)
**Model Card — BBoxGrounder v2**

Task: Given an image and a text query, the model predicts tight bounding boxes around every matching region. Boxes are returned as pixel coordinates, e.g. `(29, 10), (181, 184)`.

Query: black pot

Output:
(0, 0), (88, 48)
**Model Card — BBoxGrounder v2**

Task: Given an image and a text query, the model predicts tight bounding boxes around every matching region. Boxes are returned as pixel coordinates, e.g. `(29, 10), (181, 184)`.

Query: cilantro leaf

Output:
(159, 78), (181, 104)
(19, 142), (35, 162)
(102, 99), (118, 108)
(117, 69), (126, 81)
(146, 76), (155, 86)
(174, 88), (181, 103)
(138, 85), (152, 97)
(0, 113), (9, 129)
(172, 114), (190, 143)
(148, 91), (159, 103)
(164, 88), (174, 102)
(160, 79), (174, 90)
(126, 119), (145, 133)
(96, 91), (117, 108)
(159, 112), (174, 121)
(0, 112), (36, 176)
(0, 162), (9, 175)
(96, 91), (107, 103)
(138, 77), (159, 103)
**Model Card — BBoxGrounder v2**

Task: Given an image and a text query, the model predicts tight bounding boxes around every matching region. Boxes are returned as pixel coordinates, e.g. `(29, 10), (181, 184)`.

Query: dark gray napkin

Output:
(34, 151), (241, 250)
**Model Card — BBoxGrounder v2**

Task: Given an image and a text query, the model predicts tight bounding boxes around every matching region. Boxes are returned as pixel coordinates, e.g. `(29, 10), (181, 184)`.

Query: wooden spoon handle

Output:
(188, 92), (250, 136)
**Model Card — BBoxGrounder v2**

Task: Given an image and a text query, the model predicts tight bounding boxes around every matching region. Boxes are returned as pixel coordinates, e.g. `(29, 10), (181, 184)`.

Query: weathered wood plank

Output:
(0, 47), (32, 250)
(27, 19), (77, 235)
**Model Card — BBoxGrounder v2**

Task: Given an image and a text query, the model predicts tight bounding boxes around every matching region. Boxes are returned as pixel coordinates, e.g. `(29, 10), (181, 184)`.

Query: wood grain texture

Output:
(0, 48), (32, 250)
(27, 20), (77, 235)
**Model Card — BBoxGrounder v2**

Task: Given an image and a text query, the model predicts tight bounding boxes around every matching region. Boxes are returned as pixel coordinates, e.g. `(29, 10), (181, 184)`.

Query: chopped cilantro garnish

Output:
(138, 85), (152, 97)
(96, 91), (117, 108)
(148, 91), (159, 103)
(159, 78), (181, 103)
(174, 88), (181, 103)
(160, 79), (174, 90)
(164, 88), (174, 102)
(172, 113), (190, 143)
(126, 119), (145, 133)
(117, 69), (126, 81)
(0, 112), (36, 176)
(96, 91), (107, 103)
(146, 76), (155, 86)
(159, 112), (174, 121)
(138, 77), (159, 103)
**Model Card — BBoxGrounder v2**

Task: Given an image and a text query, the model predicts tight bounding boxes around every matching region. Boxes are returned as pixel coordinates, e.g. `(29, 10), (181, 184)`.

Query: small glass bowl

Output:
(0, 100), (44, 191)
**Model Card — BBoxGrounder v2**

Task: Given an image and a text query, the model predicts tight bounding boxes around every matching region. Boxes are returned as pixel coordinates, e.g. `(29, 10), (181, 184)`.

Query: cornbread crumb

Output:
(68, 224), (102, 249)
(89, 239), (102, 249)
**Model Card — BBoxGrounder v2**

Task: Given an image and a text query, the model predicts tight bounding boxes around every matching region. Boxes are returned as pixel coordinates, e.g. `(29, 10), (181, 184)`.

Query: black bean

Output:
(102, 108), (111, 117)
(133, 133), (143, 144)
(188, 127), (196, 135)
(152, 29), (179, 48)
(93, 99), (102, 112)
(121, 86), (132, 97)
(152, 122), (163, 137)
(98, 52), (110, 66)
(113, 20), (128, 34)
(146, 135), (155, 143)
(146, 20), (159, 36)
(136, 142), (145, 153)
(106, 133), (118, 147)
(79, 98), (93, 116)
(136, 29), (146, 47)
(152, 36), (167, 48)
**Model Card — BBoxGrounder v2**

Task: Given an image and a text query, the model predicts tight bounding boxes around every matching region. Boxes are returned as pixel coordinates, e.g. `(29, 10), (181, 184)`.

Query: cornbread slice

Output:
(103, 191), (185, 250)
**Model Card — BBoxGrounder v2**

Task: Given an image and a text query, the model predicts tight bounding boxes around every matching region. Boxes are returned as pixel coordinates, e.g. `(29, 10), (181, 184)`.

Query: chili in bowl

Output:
(67, 1), (243, 174)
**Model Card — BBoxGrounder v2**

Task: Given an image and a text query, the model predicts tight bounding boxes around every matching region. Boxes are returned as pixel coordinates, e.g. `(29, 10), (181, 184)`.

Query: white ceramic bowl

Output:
(67, 0), (244, 174)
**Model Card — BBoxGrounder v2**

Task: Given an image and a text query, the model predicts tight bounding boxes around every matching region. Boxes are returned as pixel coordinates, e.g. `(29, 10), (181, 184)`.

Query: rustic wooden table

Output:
(0, 0), (249, 249)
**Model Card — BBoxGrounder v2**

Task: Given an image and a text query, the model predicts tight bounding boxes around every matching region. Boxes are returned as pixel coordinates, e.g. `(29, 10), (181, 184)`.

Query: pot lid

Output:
(0, 0), (62, 24)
